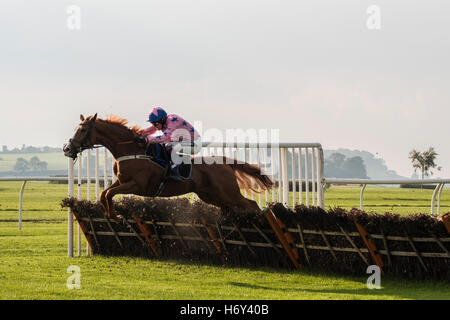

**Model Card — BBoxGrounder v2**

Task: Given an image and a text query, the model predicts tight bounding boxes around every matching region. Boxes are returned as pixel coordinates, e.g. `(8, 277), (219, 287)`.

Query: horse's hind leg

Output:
(229, 193), (261, 213)
(193, 163), (262, 213)
(242, 197), (261, 212)
(217, 170), (262, 212)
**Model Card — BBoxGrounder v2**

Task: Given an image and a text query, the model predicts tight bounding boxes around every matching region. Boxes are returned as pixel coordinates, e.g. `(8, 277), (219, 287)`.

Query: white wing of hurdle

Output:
(66, 142), (325, 257)
(198, 142), (324, 208)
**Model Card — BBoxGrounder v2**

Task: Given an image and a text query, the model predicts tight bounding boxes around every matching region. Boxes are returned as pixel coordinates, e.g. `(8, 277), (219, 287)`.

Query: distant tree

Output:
(324, 153), (369, 179)
(24, 146), (40, 153)
(342, 156), (369, 179)
(14, 158), (30, 172)
(409, 147), (441, 179)
(37, 161), (48, 171)
(328, 153), (346, 167)
(29, 156), (41, 171)
(28, 156), (48, 171)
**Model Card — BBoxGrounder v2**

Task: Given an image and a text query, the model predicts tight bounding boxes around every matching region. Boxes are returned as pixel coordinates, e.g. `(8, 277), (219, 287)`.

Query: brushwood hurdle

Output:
(62, 197), (450, 280)
(66, 142), (325, 257)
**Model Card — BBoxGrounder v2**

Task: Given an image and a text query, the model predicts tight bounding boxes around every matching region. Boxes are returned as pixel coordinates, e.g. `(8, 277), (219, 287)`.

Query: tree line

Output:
(0, 145), (61, 154)
(324, 153), (369, 179)
(13, 156), (48, 172)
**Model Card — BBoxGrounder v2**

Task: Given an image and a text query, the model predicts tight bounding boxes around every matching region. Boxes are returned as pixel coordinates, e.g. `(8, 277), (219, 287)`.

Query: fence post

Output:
(277, 147), (282, 203)
(18, 180), (27, 230)
(298, 148), (303, 205)
(291, 148), (296, 208)
(317, 147), (325, 209)
(87, 149), (91, 256)
(360, 184), (367, 210)
(77, 153), (82, 256)
(95, 148), (99, 201)
(437, 183), (444, 218)
(271, 147), (276, 202)
(68, 158), (74, 258)
(431, 183), (442, 217)
(305, 148), (309, 207)
(312, 148), (317, 206)
(281, 148), (289, 207)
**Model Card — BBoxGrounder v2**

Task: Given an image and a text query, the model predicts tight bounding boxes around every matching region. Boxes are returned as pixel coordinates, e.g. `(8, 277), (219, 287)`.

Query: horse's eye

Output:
(80, 128), (87, 132)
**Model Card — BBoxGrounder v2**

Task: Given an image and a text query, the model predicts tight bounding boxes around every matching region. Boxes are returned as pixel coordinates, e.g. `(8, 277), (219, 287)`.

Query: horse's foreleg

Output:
(99, 180), (120, 218)
(104, 181), (139, 221)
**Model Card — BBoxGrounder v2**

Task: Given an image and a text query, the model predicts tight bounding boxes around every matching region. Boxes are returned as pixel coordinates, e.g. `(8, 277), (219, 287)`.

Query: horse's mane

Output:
(90, 114), (144, 137)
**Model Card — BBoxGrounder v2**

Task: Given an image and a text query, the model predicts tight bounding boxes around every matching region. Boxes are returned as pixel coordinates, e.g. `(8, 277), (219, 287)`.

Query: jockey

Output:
(141, 107), (201, 166)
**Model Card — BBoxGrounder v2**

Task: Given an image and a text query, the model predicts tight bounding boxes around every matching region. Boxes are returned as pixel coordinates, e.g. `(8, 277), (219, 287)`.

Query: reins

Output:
(116, 140), (136, 145)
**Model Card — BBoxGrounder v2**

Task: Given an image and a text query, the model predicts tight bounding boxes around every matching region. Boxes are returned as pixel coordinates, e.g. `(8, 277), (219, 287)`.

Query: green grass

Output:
(0, 181), (449, 300)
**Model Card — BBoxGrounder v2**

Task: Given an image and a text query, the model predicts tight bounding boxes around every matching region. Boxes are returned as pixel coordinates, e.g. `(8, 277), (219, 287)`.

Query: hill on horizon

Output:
(324, 148), (407, 180)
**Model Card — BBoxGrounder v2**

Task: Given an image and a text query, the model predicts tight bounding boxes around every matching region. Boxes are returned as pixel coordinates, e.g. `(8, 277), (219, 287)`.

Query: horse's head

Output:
(63, 114), (98, 159)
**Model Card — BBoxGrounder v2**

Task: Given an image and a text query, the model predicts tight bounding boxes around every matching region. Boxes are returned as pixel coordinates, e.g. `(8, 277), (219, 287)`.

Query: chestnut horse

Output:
(63, 114), (274, 221)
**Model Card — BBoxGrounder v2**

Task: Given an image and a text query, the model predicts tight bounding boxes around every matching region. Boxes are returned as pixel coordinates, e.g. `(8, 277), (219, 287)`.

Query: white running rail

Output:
(324, 178), (450, 218)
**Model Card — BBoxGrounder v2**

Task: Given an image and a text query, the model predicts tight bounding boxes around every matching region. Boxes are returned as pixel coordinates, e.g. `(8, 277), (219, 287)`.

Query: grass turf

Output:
(0, 181), (449, 300)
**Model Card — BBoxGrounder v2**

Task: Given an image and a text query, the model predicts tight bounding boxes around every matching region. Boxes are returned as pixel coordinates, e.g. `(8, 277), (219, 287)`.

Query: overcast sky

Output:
(1, 0), (449, 178)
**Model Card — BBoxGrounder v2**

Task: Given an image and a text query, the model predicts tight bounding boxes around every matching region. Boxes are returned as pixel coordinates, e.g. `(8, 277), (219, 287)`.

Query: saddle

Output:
(145, 143), (192, 181)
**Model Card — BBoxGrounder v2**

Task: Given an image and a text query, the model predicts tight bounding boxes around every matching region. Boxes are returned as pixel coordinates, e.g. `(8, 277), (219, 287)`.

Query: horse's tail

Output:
(224, 157), (274, 193)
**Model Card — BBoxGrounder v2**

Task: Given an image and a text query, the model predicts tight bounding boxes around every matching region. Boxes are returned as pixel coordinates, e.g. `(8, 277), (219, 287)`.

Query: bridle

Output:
(69, 124), (98, 155)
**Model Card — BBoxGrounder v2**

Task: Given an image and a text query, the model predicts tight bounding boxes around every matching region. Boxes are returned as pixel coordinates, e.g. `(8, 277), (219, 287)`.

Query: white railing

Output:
(0, 176), (71, 231)
(324, 178), (450, 218)
(6, 141), (449, 258)
(200, 142), (324, 209)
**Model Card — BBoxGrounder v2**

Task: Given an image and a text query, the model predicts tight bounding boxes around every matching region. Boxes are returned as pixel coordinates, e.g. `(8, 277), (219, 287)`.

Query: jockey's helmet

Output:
(148, 107), (167, 123)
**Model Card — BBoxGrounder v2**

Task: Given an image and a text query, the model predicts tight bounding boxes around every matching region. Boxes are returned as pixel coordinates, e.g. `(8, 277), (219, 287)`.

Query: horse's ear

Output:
(92, 113), (97, 122)
(80, 114), (85, 122)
